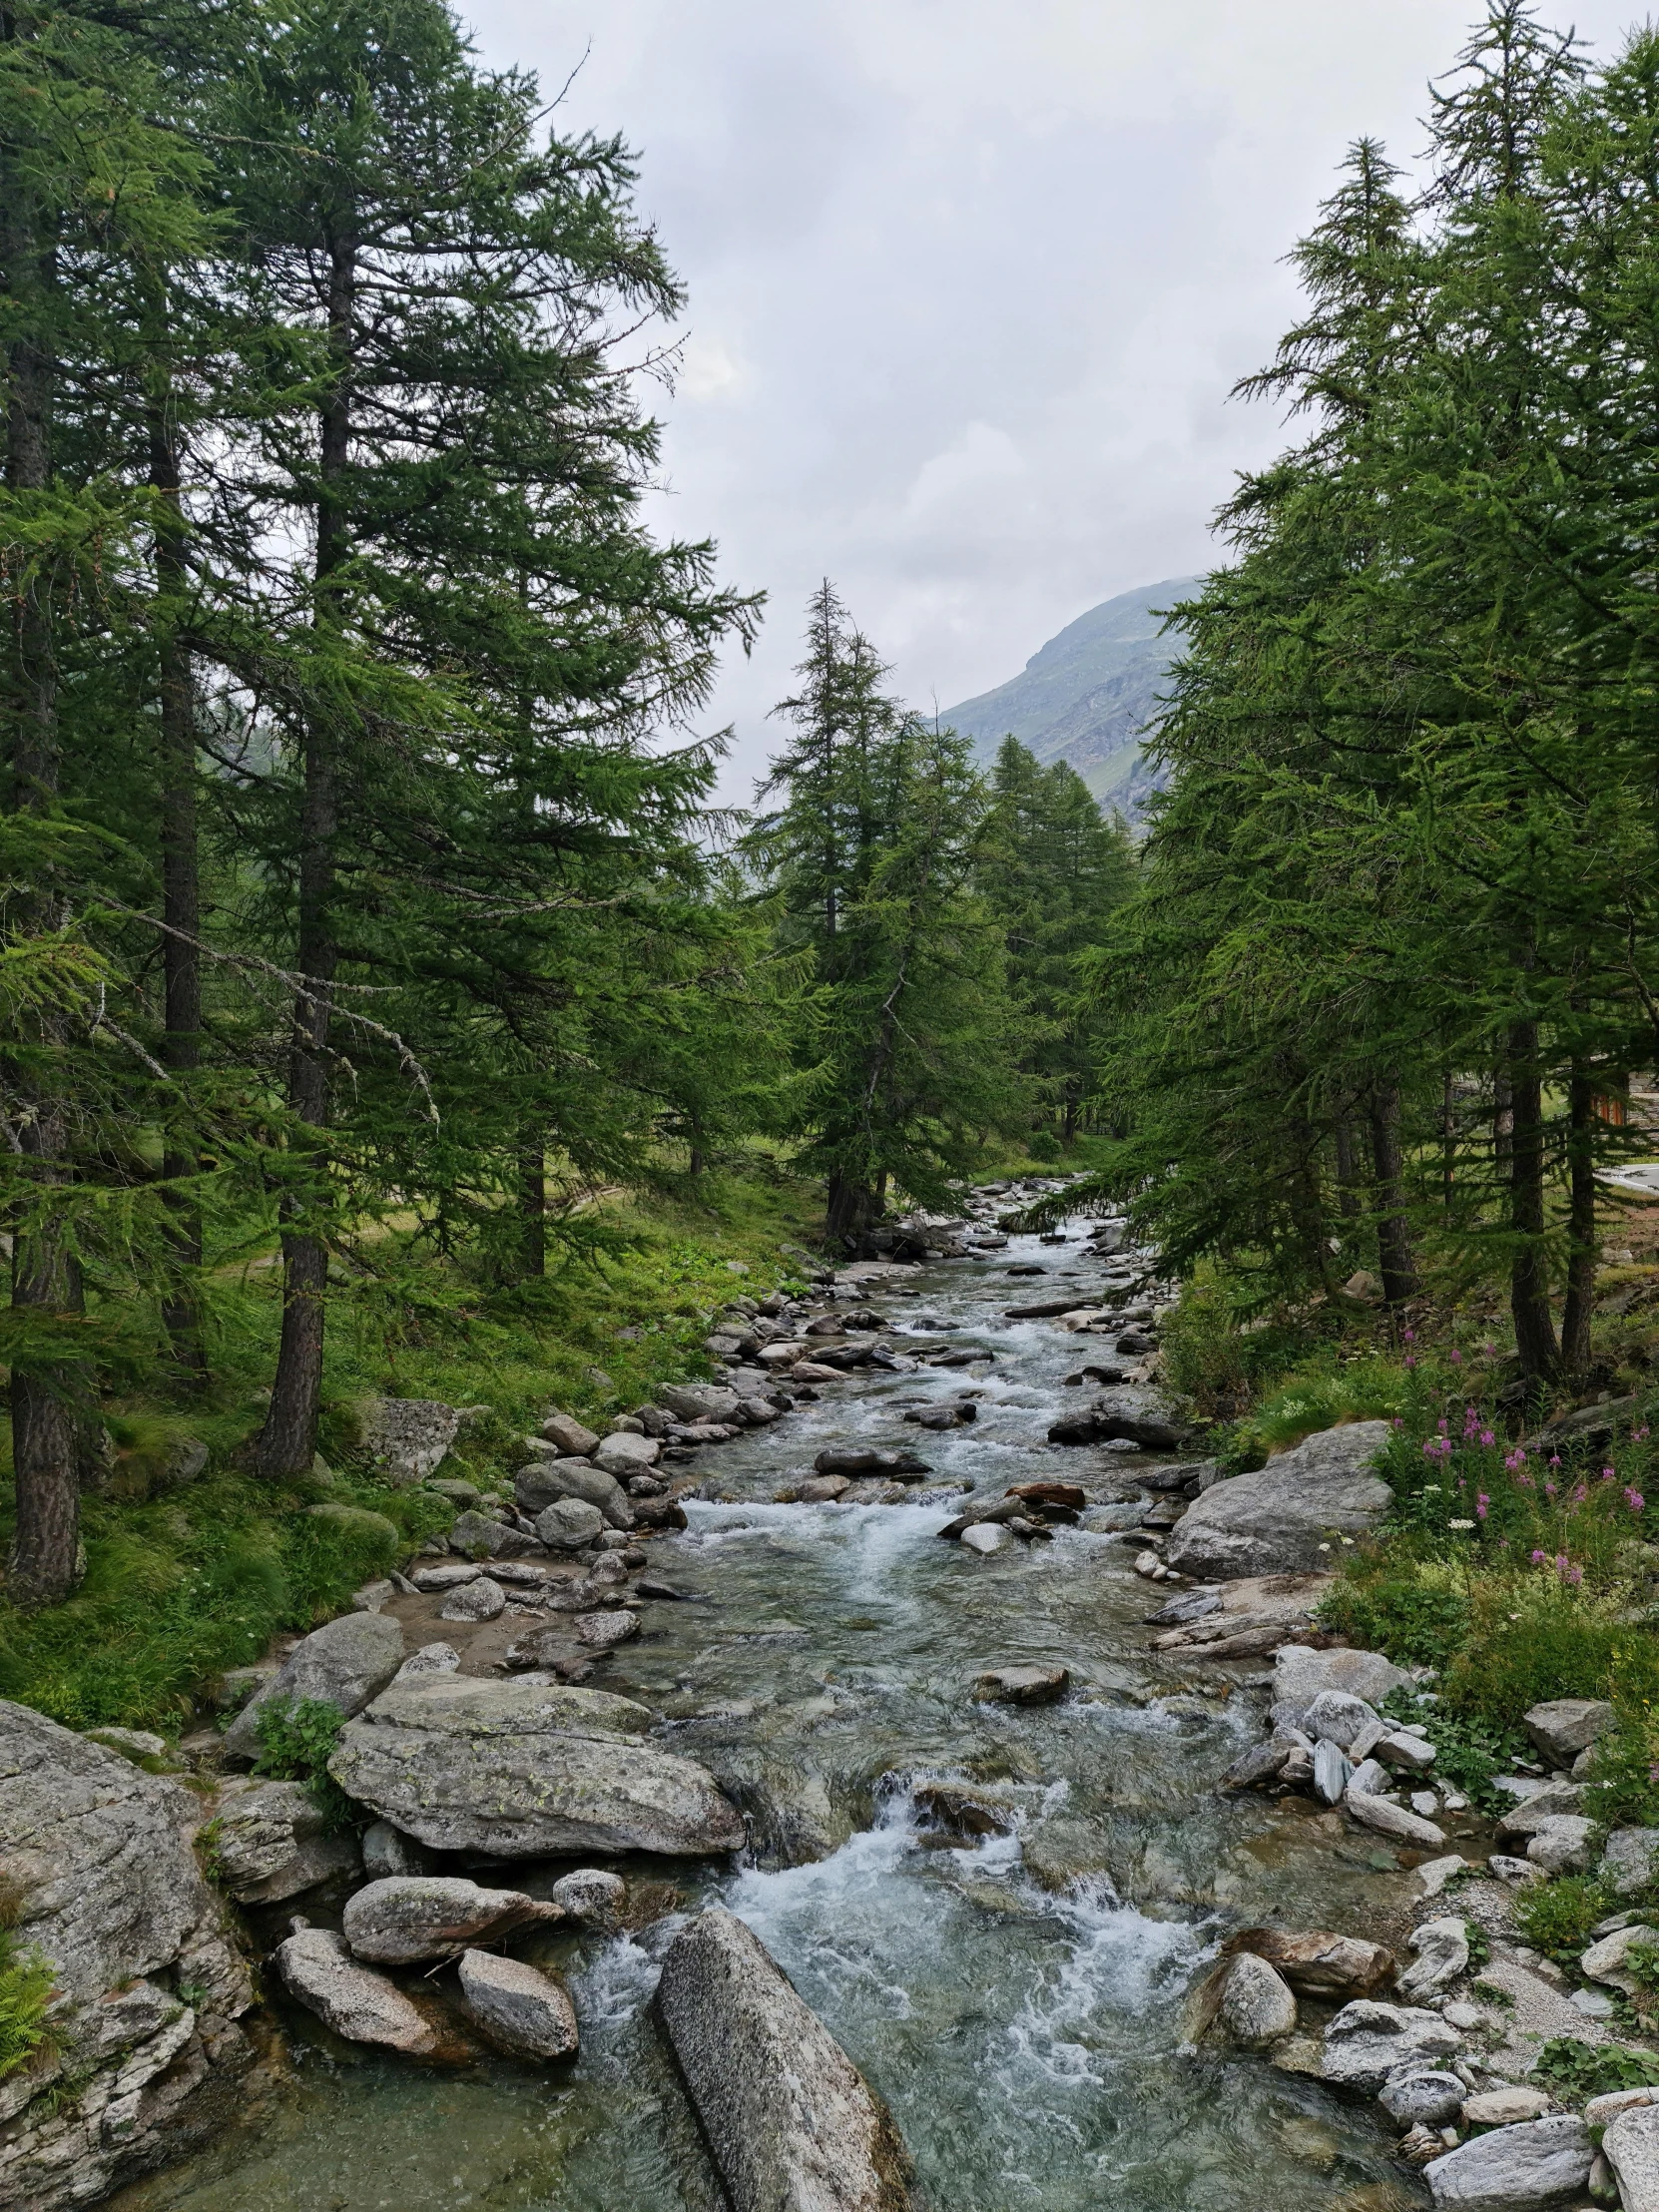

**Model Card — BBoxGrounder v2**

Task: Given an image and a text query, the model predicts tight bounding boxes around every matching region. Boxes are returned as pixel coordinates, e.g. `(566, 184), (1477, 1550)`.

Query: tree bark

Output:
(1559, 1061), (1597, 1376)
(257, 220), (354, 1475)
(150, 392), (207, 1381)
(1368, 1080), (1419, 1307)
(1507, 1022), (1559, 1379)
(3, 141), (82, 1604)
(826, 1172), (879, 1249)
(520, 1145), (546, 1277)
(1333, 1114), (1362, 1224)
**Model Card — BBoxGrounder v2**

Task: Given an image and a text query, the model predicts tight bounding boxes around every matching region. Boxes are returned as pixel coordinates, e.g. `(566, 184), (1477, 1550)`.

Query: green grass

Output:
(0, 1156), (827, 1732)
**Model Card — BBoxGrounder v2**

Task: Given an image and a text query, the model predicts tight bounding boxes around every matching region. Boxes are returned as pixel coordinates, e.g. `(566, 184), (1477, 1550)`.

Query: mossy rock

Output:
(303, 1502), (400, 1544)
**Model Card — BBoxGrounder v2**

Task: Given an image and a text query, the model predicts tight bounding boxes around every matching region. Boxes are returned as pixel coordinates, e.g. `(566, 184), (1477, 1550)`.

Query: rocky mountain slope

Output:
(942, 577), (1195, 822)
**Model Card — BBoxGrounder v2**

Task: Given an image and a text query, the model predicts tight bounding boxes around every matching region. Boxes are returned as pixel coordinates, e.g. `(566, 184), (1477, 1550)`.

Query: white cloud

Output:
(461, 0), (1641, 799)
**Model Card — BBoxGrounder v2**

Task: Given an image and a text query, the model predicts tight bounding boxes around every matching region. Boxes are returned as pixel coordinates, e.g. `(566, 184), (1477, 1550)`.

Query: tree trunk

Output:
(826, 1172), (878, 1249)
(1333, 1114), (1362, 1224)
(520, 1145), (546, 1277)
(1507, 1022), (1559, 1379)
(3, 149), (82, 1604)
(150, 394), (207, 1381)
(1559, 1061), (1596, 1376)
(1368, 1080), (1418, 1307)
(257, 221), (354, 1475)
(1441, 1065), (1456, 1221)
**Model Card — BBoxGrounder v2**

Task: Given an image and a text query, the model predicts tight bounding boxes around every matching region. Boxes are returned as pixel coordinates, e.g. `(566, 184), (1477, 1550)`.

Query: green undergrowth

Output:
(1533, 2036), (1659, 2101)
(0, 1158), (824, 1733)
(0, 1881), (57, 2083)
(253, 1697), (356, 1832)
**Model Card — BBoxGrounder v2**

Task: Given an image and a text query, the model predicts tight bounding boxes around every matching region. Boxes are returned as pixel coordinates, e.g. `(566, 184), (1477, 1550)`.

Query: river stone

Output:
(1321, 2000), (1461, 2091)
(448, 1509), (543, 1559)
(1523, 1697), (1615, 1764)
(0, 1702), (255, 2212)
(1217, 1953), (1297, 2048)
(535, 1498), (606, 1550)
(1604, 1828), (1659, 1897)
(1273, 1644), (1411, 1713)
(394, 1641), (461, 1681)
(1496, 1781), (1583, 1838)
(457, 1949), (579, 2060)
(1381, 2069), (1467, 2126)
(517, 1459), (633, 1529)
(411, 1561), (481, 1591)
(1346, 1792), (1446, 1849)
(551, 1869), (626, 1927)
(1237, 1930), (1394, 1997)
(1463, 2087), (1551, 2127)
(212, 1778), (360, 1905)
(1302, 1690), (1381, 1748)
(1046, 1385), (1190, 1450)
(1313, 1739), (1351, 1805)
(1422, 2115), (1592, 2209)
(1580, 1922), (1659, 1993)
(659, 1383), (742, 1423)
(654, 1908), (919, 2212)
(328, 1675), (745, 1858)
(222, 1609), (405, 1765)
(438, 1575), (505, 1622)
(960, 1522), (1010, 1555)
(1397, 1917), (1470, 2001)
(575, 1608), (640, 1647)
(1604, 2102), (1659, 2212)
(358, 1395), (463, 1486)
(1527, 1815), (1594, 1873)
(592, 1431), (661, 1477)
(361, 1819), (436, 1878)
(541, 1413), (601, 1456)
(276, 1928), (436, 2053)
(1163, 1420), (1392, 1578)
(342, 1876), (554, 1963)
(973, 1666), (1069, 1705)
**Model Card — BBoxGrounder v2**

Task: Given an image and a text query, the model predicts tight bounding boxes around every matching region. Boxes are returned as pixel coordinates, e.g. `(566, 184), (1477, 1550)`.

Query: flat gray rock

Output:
(342, 1875), (554, 1962)
(1163, 1421), (1392, 1578)
(276, 1928), (436, 2053)
(1322, 1999), (1460, 2092)
(655, 1908), (920, 2211)
(1523, 1697), (1614, 1764)
(328, 1677), (744, 1859)
(1604, 1827), (1659, 1898)
(222, 1609), (405, 1765)
(457, 1949), (579, 2059)
(212, 1778), (360, 1905)
(516, 1459), (633, 1528)
(1423, 2114), (1592, 2208)
(0, 1702), (255, 2212)
(659, 1383), (742, 1423)
(1273, 1643), (1410, 1713)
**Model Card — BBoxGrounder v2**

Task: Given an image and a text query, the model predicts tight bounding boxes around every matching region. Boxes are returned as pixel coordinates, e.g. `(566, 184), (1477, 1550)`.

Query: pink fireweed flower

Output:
(1437, 1416), (1448, 1433)
(1571, 1483), (1588, 1506)
(1602, 1466), (1617, 1482)
(1555, 1554), (1583, 1584)
(1476, 1493), (1490, 1519)
(1449, 1348), (1462, 1366)
(1392, 1416), (1403, 1429)
(1404, 1355), (1417, 1370)
(1505, 1448), (1526, 1471)
(1480, 1430), (1495, 1447)
(1545, 1480), (1558, 1500)
(1403, 1328), (1415, 1344)
(1530, 1549), (1548, 1564)
(1636, 1425), (1652, 1443)
(1627, 1488), (1646, 1513)
(1549, 1454), (1562, 1469)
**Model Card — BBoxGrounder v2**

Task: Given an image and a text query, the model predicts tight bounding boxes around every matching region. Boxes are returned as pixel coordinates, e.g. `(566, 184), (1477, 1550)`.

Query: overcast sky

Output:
(463, 0), (1639, 800)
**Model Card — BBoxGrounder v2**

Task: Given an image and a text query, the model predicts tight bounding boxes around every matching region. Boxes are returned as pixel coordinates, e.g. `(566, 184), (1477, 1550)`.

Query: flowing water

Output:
(116, 1226), (1426, 2212)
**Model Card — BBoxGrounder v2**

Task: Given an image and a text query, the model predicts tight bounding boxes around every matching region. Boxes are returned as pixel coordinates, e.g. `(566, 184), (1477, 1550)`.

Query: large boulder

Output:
(328, 1676), (745, 1859)
(358, 1395), (462, 1486)
(0, 1702), (255, 2212)
(1604, 1828), (1659, 1898)
(592, 1431), (661, 1478)
(1523, 1698), (1615, 1765)
(456, 1950), (578, 2060)
(654, 1908), (919, 2212)
(659, 1383), (742, 1424)
(222, 1609), (405, 1765)
(1273, 1643), (1411, 1713)
(1047, 1386), (1190, 1451)
(1163, 1421), (1392, 1578)
(1216, 1953), (1297, 2048)
(211, 1778), (360, 1905)
(515, 1459), (633, 1528)
(341, 1876), (555, 1962)
(275, 1929), (436, 2054)
(1422, 2115), (1592, 2209)
(534, 1498), (606, 1551)
(447, 1510), (543, 1559)
(1603, 2103), (1659, 2212)
(1231, 1929), (1393, 1998)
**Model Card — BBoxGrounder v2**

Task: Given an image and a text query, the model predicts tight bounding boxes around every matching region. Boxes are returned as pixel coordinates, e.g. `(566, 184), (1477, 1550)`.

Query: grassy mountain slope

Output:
(942, 577), (1194, 820)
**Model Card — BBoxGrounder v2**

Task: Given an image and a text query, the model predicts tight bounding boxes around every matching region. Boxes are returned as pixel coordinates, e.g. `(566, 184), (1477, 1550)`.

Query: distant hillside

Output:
(942, 577), (1195, 821)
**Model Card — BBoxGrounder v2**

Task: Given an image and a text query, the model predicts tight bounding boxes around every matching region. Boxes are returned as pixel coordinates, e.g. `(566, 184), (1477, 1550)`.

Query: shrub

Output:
(1513, 1875), (1613, 1964)
(1533, 2036), (1659, 2101)
(1377, 1688), (1524, 1812)
(1444, 1602), (1659, 1724)
(252, 1698), (356, 1831)
(1322, 1567), (1471, 1671)
(1582, 1717), (1659, 1833)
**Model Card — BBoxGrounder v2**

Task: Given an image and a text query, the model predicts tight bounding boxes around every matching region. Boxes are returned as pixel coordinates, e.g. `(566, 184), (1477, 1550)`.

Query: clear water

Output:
(114, 1230), (1424, 2212)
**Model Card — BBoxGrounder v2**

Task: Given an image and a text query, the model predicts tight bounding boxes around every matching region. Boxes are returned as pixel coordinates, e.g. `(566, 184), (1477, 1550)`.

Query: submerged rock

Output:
(276, 1928), (436, 2054)
(0, 1701), (255, 2212)
(1162, 1421), (1391, 1578)
(222, 1609), (405, 1765)
(328, 1675), (745, 1859)
(654, 1907), (920, 2212)
(972, 1666), (1068, 1705)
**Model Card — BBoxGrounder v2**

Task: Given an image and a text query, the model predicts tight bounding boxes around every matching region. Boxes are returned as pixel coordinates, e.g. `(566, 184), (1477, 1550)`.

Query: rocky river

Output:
(7, 1194), (1646, 2212)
